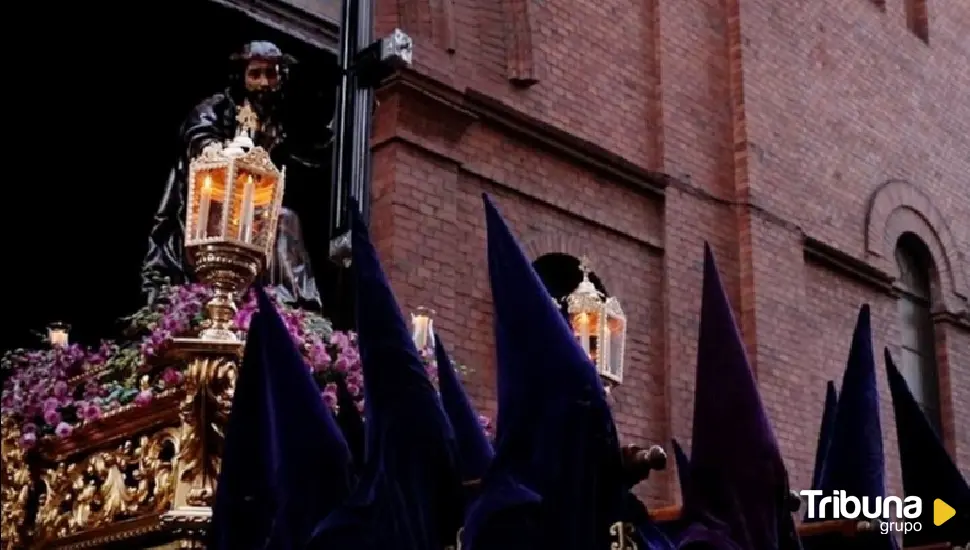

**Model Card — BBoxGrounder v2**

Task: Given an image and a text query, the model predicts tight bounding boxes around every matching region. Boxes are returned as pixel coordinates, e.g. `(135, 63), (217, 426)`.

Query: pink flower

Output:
(232, 308), (254, 330)
(334, 348), (360, 373)
(53, 380), (69, 398)
(135, 390), (153, 406)
(161, 315), (180, 331)
(333, 354), (351, 373)
(43, 408), (62, 426)
(82, 382), (102, 400)
(81, 402), (102, 422)
(346, 382), (361, 397)
(22, 423), (37, 434)
(345, 371), (364, 388)
(161, 367), (183, 386)
(20, 432), (37, 448)
(321, 390), (338, 409)
(43, 397), (60, 413)
(55, 422), (73, 438)
(309, 342), (329, 368)
(355, 399), (365, 414)
(346, 355), (362, 373)
(151, 330), (171, 347)
(330, 332), (350, 350)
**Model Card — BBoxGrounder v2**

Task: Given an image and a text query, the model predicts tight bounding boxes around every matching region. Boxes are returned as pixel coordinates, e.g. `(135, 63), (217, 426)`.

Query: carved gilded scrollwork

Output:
(610, 521), (638, 550)
(171, 349), (238, 513)
(2, 417), (32, 550)
(33, 428), (179, 542)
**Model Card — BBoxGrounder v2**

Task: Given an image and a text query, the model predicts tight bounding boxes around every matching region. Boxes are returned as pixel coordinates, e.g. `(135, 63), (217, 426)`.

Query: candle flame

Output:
(203, 175), (213, 191)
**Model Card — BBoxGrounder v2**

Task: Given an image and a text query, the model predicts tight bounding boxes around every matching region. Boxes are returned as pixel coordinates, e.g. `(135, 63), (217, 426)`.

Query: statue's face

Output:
(244, 59), (281, 94)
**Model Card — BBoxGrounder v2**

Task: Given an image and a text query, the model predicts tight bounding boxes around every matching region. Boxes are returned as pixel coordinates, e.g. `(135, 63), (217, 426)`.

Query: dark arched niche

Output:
(532, 253), (609, 317)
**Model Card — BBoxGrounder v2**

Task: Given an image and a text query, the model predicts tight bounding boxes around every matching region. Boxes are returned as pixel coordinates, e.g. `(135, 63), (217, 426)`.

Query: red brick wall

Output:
(370, 0), (970, 506)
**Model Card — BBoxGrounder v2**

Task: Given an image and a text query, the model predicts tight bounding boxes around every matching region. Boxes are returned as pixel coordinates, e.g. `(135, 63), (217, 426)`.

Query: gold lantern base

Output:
(188, 241), (265, 342)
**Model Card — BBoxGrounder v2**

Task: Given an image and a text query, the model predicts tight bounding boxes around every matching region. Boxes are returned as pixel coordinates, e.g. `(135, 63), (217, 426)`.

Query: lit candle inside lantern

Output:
(48, 323), (69, 348)
(198, 174), (213, 239)
(410, 307), (435, 350)
(240, 174), (255, 242)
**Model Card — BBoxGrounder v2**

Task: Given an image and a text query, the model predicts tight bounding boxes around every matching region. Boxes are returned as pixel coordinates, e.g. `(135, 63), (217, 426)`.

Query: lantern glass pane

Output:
(192, 167), (230, 240)
(411, 313), (434, 351)
(232, 169), (278, 246)
(589, 334), (600, 366)
(570, 310), (599, 360)
(606, 315), (625, 380)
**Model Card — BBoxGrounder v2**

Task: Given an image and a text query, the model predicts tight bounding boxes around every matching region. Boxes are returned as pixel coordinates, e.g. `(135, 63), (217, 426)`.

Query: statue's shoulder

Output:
(191, 93), (233, 117)
(180, 93), (235, 137)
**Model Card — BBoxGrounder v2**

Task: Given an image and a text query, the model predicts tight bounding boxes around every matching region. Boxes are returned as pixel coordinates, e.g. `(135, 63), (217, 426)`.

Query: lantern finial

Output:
(572, 257), (603, 302)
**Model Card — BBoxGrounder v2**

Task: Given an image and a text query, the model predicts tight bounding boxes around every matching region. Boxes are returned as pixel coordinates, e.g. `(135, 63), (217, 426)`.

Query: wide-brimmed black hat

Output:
(230, 41), (298, 65)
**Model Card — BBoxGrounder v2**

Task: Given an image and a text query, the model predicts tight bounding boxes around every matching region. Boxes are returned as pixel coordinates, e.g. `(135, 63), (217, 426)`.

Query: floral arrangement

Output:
(1, 280), (490, 448)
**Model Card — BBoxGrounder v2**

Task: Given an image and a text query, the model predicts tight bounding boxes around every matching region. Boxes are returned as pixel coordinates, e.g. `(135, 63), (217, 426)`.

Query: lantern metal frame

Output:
(565, 258), (627, 386)
(184, 132), (287, 341)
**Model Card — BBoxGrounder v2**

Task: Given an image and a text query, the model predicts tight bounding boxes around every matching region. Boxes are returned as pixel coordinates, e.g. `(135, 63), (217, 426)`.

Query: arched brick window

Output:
(894, 233), (942, 433)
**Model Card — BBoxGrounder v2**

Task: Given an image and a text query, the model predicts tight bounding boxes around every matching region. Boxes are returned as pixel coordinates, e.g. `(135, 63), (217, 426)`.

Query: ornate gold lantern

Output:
(47, 322), (70, 348)
(566, 258), (627, 386)
(411, 306), (436, 350)
(185, 105), (285, 341)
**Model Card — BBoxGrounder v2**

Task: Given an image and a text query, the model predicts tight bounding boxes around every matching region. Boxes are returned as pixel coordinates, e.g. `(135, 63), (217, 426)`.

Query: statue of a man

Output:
(141, 41), (326, 309)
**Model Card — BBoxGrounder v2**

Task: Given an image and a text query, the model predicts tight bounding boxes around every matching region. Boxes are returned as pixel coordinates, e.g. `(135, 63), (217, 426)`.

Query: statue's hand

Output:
(620, 443), (667, 486)
(202, 142), (223, 156)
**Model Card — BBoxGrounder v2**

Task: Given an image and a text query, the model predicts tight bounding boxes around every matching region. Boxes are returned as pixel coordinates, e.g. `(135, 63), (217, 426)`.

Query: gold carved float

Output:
(1, 340), (242, 549)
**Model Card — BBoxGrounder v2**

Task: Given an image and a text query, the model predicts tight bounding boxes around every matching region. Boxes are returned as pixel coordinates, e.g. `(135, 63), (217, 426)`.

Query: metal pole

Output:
(328, 0), (410, 267)
(328, 0), (359, 266)
(350, 0), (374, 227)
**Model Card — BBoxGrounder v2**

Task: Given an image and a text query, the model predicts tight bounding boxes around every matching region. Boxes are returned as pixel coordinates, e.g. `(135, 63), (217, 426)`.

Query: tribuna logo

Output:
(800, 490), (923, 534)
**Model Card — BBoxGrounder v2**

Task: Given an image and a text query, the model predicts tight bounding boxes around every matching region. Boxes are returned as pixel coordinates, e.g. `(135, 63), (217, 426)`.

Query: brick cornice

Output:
(377, 70), (669, 200)
(803, 235), (898, 296)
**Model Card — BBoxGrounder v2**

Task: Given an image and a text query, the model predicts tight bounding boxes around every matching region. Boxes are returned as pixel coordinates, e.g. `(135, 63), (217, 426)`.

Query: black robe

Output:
(141, 91), (326, 308)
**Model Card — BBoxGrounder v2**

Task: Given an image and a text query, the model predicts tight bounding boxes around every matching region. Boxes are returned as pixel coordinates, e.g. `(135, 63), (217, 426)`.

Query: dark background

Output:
(4, 1), (338, 354)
